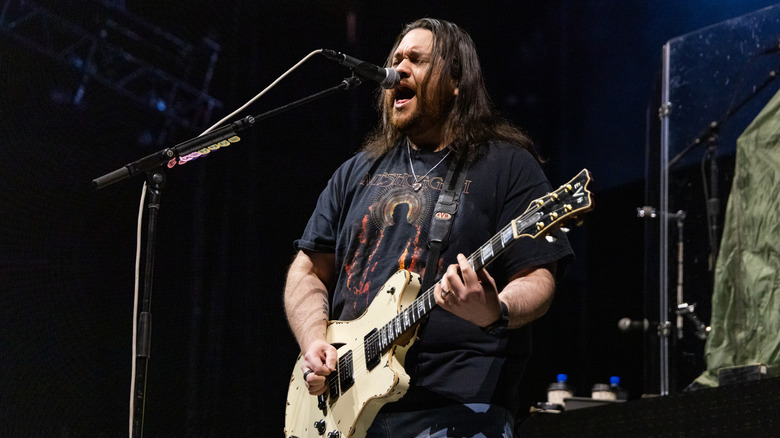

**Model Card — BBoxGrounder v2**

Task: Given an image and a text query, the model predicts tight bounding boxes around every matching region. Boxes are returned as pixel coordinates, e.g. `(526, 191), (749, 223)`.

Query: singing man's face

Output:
(385, 28), (458, 145)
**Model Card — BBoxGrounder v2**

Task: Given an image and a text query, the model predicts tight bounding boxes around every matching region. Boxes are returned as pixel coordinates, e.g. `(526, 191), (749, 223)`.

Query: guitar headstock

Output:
(512, 168), (594, 240)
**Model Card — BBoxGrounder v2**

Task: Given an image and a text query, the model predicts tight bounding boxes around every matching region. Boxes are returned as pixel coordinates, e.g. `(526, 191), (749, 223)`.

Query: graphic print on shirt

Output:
(339, 171), (469, 319)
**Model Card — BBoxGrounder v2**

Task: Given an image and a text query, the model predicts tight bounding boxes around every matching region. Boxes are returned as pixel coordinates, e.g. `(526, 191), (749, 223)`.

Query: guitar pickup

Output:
(364, 329), (381, 371)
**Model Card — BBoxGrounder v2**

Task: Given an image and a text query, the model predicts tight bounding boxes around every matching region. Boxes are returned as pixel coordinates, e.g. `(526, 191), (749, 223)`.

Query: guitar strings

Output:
(360, 199), (548, 354)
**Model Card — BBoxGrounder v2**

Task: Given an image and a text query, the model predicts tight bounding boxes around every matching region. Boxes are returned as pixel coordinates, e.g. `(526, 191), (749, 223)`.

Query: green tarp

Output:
(695, 87), (780, 387)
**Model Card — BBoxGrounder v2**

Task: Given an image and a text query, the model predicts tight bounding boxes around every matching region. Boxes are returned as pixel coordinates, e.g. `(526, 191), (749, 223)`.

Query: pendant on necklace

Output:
(406, 142), (452, 193)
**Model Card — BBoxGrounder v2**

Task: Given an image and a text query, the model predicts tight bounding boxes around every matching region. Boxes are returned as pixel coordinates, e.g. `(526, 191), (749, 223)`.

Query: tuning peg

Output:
(559, 226), (571, 233)
(545, 235), (558, 243)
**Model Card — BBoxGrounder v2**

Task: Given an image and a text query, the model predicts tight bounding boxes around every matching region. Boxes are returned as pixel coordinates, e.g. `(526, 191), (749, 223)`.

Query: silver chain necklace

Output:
(407, 141), (451, 192)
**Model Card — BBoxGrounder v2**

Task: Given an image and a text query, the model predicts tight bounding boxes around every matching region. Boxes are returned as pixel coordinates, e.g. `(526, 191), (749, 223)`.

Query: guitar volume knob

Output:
(314, 419), (326, 435)
(327, 431), (341, 438)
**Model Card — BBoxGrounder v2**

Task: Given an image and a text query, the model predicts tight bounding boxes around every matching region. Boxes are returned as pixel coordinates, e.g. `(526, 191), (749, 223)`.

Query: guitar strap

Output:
(421, 152), (468, 292)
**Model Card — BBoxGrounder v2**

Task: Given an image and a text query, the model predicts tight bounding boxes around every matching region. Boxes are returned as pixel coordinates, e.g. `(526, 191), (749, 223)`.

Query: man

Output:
(284, 18), (572, 437)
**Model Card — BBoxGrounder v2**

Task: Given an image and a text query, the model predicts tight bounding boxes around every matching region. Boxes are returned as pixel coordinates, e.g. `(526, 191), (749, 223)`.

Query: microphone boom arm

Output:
(92, 76), (363, 190)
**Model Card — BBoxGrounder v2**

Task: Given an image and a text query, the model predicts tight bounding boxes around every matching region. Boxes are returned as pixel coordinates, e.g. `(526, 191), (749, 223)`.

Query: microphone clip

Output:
(340, 75), (363, 91)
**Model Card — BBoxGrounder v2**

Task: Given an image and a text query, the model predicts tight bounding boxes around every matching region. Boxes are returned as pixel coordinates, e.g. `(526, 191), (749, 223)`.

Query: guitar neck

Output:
(374, 210), (545, 352)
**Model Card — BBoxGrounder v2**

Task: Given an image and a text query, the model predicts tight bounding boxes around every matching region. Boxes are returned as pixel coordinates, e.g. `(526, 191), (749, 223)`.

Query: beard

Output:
(386, 83), (452, 139)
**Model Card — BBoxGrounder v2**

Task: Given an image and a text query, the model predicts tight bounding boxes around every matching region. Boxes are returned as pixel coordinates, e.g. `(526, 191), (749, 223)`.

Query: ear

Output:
(453, 86), (459, 96)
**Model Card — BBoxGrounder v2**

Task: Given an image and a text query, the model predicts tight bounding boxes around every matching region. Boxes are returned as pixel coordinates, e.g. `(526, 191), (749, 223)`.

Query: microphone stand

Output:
(93, 75), (364, 438)
(131, 170), (164, 437)
(704, 136), (720, 271)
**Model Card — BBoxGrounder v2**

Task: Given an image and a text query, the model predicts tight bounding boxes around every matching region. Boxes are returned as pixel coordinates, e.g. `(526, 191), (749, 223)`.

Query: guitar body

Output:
(284, 270), (422, 438)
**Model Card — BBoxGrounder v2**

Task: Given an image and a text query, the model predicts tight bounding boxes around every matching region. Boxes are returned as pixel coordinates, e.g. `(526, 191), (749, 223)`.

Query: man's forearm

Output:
(500, 264), (556, 329)
(283, 251), (334, 351)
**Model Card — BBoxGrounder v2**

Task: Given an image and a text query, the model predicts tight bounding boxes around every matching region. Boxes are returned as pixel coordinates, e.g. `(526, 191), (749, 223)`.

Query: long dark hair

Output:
(362, 18), (539, 164)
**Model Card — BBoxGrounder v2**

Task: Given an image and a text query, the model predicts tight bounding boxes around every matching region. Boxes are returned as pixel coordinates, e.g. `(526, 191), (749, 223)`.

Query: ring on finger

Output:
(303, 369), (314, 381)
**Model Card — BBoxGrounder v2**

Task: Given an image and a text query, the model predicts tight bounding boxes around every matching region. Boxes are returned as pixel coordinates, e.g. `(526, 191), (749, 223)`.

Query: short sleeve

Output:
(294, 162), (349, 253)
(489, 145), (574, 280)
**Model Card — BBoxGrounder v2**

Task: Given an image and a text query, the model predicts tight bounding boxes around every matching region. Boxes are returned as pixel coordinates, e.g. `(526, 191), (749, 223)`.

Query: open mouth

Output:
(394, 86), (416, 107)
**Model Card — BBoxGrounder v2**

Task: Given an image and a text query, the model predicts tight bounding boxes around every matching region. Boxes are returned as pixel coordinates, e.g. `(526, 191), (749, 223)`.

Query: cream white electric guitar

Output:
(284, 169), (594, 438)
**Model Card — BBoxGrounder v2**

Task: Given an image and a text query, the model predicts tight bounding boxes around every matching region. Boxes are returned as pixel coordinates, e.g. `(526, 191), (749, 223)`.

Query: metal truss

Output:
(0, 0), (223, 132)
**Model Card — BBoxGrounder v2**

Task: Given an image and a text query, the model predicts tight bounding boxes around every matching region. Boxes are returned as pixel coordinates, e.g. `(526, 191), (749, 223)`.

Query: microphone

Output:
(321, 49), (400, 89)
(617, 317), (649, 332)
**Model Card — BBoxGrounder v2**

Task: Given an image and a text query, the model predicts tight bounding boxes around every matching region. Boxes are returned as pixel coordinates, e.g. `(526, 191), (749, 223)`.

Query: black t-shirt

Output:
(294, 140), (573, 415)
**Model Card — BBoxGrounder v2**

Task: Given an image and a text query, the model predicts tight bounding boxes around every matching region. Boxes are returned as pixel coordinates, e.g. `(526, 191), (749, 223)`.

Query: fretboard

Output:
(373, 209), (545, 352)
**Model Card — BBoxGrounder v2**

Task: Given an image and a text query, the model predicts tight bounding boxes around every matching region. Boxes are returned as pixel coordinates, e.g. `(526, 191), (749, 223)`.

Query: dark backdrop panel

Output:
(2, 0), (778, 435)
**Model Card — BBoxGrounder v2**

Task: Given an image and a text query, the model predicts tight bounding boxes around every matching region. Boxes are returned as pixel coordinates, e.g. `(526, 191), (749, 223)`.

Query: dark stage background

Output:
(2, 1), (778, 436)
